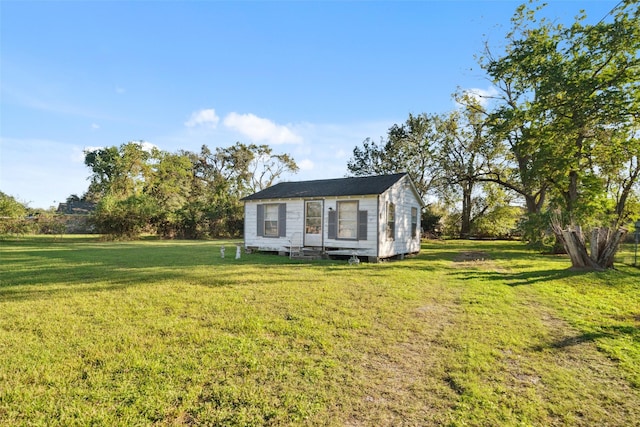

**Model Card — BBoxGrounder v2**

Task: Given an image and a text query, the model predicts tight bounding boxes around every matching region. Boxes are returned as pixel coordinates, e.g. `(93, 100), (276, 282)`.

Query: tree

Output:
(348, 113), (443, 198)
(346, 137), (388, 176)
(176, 143), (299, 238)
(476, 50), (553, 245)
(145, 151), (193, 238)
(92, 193), (157, 239)
(0, 192), (32, 235)
(84, 141), (151, 201)
(84, 140), (298, 239)
(84, 146), (121, 200)
(436, 96), (502, 238)
(348, 109), (515, 238)
(0, 192), (27, 218)
(248, 144), (299, 193)
(85, 142), (156, 238)
(471, 184), (522, 238)
(482, 0), (640, 269)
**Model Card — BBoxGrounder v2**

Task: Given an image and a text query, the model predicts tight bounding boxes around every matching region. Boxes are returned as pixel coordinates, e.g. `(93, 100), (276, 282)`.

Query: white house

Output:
(241, 173), (424, 262)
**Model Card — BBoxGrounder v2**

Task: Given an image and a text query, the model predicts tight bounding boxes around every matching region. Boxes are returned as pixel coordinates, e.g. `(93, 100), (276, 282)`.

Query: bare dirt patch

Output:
(344, 302), (460, 426)
(452, 250), (509, 273)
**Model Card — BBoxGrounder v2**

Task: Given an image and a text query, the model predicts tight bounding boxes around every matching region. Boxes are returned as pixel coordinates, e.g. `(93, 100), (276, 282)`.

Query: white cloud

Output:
(223, 112), (302, 144)
(116, 86), (126, 94)
(138, 141), (158, 153)
(91, 123), (100, 130)
(298, 159), (314, 171)
(185, 109), (220, 128)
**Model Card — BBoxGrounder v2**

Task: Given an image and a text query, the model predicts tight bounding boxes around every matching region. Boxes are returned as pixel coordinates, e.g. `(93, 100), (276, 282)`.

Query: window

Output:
(411, 207), (418, 238)
(264, 204), (279, 236)
(338, 201), (358, 239)
(257, 203), (286, 238)
(328, 202), (367, 241)
(386, 202), (395, 240)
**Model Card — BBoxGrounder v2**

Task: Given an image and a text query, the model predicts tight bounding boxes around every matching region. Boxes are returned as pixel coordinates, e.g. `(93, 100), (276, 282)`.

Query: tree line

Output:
(82, 142), (298, 239)
(1, 143), (298, 239)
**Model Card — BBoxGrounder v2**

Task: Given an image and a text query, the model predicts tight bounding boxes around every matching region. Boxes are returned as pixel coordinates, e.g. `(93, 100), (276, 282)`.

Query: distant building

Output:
(56, 200), (95, 215)
(56, 199), (96, 233)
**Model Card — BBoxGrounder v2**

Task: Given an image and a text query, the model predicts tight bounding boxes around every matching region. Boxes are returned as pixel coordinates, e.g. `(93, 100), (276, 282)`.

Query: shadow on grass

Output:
(449, 268), (581, 286)
(533, 324), (640, 352)
(2, 237), (454, 297)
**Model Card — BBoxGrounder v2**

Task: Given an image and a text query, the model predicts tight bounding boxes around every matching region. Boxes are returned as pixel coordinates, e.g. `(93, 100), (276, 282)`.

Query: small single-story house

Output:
(241, 172), (424, 261)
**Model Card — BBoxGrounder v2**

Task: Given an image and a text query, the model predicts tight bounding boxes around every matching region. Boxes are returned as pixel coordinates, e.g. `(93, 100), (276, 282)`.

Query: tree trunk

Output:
(592, 227), (627, 269)
(460, 185), (472, 239)
(551, 218), (627, 271)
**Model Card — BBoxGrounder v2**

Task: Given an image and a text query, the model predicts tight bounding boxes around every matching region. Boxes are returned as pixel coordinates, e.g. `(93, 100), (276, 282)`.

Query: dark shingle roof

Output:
(241, 173), (408, 201)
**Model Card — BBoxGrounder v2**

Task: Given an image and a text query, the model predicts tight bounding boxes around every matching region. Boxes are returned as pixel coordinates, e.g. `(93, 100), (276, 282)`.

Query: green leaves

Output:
(84, 142), (298, 239)
(484, 0), (639, 231)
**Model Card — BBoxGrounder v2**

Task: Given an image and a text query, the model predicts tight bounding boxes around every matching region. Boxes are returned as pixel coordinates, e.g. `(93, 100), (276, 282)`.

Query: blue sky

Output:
(1, 1), (618, 209)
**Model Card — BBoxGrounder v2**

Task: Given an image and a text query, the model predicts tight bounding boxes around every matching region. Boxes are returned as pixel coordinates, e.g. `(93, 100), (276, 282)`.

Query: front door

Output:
(304, 200), (323, 247)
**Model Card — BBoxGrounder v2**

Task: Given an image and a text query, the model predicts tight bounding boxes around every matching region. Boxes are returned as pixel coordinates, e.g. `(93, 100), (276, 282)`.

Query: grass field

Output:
(1, 236), (639, 426)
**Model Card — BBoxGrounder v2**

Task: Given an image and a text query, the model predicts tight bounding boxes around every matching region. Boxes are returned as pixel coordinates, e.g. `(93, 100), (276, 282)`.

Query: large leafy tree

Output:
(347, 109), (512, 238)
(179, 144), (247, 238)
(84, 142), (152, 201)
(474, 52), (552, 245)
(145, 151), (193, 238)
(482, 0), (640, 268)
(85, 142), (156, 238)
(178, 143), (298, 237)
(85, 141), (300, 239)
(437, 95), (504, 238)
(347, 108), (512, 237)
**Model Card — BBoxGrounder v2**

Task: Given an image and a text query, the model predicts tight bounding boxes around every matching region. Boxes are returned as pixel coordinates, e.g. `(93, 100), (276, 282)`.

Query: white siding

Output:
(377, 176), (422, 257)
(322, 196), (378, 255)
(244, 196), (379, 254)
(243, 176), (421, 258)
(244, 199), (304, 251)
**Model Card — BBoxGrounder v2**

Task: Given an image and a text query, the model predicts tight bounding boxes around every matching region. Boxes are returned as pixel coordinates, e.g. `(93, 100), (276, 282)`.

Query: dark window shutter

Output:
(358, 210), (367, 240)
(256, 204), (264, 237)
(278, 203), (286, 237)
(328, 210), (337, 239)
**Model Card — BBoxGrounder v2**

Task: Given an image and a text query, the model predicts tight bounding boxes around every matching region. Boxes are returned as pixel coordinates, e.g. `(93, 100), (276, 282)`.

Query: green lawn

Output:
(1, 236), (638, 426)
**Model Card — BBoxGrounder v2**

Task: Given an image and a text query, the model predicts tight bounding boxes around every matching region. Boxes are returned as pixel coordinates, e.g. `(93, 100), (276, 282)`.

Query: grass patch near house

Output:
(1, 236), (639, 426)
